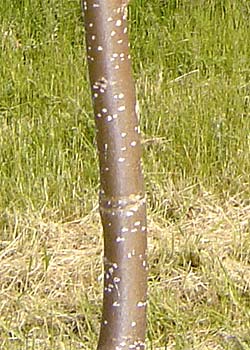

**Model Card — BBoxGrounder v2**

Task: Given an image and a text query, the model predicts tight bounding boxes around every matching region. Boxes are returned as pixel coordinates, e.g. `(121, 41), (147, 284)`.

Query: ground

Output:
(1, 191), (250, 349)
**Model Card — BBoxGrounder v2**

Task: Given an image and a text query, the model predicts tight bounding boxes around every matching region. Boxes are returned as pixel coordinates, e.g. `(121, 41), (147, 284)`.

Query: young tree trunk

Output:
(83, 1), (147, 349)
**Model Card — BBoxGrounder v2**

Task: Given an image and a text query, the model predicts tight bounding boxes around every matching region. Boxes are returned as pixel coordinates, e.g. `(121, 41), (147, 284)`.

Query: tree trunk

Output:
(83, 1), (147, 349)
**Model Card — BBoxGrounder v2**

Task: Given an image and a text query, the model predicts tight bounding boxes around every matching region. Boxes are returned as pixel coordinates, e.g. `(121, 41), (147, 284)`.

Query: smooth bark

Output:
(83, 1), (147, 349)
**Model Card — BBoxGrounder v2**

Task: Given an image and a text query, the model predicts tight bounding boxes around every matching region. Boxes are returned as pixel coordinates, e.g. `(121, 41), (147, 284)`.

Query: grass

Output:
(0, 0), (250, 349)
(1, 194), (250, 349)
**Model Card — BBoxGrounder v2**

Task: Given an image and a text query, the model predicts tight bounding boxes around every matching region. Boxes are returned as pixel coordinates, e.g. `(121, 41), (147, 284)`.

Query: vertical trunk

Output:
(83, 1), (147, 349)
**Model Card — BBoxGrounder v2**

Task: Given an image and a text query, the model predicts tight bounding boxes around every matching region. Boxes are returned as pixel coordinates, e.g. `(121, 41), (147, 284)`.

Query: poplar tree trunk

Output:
(83, 1), (147, 349)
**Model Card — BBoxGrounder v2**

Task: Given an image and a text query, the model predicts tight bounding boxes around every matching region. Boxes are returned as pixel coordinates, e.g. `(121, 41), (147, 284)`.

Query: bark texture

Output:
(83, 1), (147, 349)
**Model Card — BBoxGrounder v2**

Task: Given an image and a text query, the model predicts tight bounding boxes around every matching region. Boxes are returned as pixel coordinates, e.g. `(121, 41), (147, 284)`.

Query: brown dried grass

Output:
(0, 192), (250, 349)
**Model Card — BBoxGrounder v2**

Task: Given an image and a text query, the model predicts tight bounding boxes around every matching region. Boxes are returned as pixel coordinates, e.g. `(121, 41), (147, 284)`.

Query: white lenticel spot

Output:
(113, 301), (120, 307)
(118, 106), (125, 112)
(116, 236), (125, 243)
(118, 157), (125, 162)
(138, 301), (147, 307)
(116, 19), (122, 27)
(120, 342), (127, 347)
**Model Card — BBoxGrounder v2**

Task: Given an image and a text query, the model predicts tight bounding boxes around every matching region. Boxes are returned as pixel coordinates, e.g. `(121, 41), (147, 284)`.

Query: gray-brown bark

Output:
(83, 1), (147, 349)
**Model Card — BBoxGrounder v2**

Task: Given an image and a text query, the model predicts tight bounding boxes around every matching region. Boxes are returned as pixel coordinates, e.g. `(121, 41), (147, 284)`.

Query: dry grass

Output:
(1, 192), (250, 349)
(147, 191), (250, 349)
(0, 209), (102, 349)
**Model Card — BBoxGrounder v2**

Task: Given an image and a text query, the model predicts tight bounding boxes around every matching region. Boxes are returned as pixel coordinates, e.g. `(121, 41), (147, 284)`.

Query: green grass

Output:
(0, 0), (250, 349)
(0, 0), (97, 219)
(131, 0), (250, 199)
